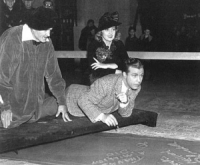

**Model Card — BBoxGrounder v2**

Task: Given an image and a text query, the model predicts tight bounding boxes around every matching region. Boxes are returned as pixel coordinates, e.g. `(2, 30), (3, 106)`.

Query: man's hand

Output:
(1, 110), (12, 128)
(56, 105), (72, 122)
(101, 114), (118, 127)
(116, 92), (128, 104)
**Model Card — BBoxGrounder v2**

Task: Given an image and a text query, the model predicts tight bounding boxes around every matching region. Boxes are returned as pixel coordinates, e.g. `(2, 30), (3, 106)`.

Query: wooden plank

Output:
(0, 109), (158, 153)
(55, 51), (200, 60)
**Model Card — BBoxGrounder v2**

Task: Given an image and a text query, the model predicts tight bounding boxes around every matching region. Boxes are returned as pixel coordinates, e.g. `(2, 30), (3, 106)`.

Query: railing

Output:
(55, 51), (200, 60)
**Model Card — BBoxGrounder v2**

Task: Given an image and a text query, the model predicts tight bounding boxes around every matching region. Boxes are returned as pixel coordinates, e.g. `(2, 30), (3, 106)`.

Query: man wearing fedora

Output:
(0, 6), (71, 128)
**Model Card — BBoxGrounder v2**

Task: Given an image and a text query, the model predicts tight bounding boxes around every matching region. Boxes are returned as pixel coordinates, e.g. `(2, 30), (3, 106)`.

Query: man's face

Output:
(145, 29), (150, 36)
(24, 1), (33, 9)
(5, 0), (15, 9)
(31, 28), (52, 42)
(88, 22), (94, 27)
(123, 67), (144, 90)
(44, 2), (53, 9)
(129, 29), (135, 37)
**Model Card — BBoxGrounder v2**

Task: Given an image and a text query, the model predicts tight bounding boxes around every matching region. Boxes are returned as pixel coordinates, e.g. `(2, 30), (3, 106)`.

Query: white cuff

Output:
(94, 113), (104, 122)
(120, 101), (129, 108)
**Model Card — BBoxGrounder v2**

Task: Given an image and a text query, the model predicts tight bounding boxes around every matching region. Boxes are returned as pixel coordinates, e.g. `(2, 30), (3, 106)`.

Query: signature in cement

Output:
(91, 148), (144, 165)
(160, 141), (200, 164)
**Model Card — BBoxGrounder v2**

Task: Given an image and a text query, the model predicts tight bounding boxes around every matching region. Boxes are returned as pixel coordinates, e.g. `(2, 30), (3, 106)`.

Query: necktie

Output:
(32, 40), (42, 46)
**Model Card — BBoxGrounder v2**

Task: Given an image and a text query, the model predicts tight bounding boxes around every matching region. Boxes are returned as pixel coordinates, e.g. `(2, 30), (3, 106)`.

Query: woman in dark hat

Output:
(87, 12), (129, 84)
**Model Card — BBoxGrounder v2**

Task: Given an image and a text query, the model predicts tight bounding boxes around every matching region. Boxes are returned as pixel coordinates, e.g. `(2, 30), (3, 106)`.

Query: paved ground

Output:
(1, 60), (200, 165)
(1, 133), (200, 165)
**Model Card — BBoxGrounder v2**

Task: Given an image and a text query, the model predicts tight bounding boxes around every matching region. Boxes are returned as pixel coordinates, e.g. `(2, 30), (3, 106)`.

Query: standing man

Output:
(43, 0), (54, 10)
(78, 19), (97, 51)
(78, 19), (97, 73)
(66, 58), (144, 127)
(20, 0), (35, 25)
(0, 6), (71, 128)
(0, 0), (21, 35)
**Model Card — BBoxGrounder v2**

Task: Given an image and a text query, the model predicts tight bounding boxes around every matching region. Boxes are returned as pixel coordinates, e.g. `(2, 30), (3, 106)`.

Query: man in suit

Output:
(66, 58), (144, 127)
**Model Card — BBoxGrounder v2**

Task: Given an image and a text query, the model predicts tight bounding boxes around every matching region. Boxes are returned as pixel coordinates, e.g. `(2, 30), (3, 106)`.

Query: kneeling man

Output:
(66, 58), (144, 127)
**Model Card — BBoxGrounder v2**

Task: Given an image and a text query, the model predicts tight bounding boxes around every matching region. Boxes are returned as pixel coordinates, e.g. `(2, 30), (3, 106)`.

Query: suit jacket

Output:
(66, 74), (141, 122)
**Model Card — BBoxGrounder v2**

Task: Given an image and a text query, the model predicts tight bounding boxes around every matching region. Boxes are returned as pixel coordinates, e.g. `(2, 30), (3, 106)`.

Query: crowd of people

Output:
(0, 0), (54, 36)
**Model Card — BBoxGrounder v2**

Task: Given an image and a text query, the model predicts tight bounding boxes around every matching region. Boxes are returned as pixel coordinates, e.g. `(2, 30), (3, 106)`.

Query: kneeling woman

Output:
(87, 12), (129, 84)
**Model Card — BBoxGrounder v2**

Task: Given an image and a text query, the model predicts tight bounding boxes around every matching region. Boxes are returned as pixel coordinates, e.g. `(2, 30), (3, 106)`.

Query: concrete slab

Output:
(1, 133), (200, 165)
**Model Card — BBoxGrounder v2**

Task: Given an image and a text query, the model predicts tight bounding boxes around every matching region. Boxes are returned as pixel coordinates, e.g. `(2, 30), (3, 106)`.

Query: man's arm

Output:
(77, 77), (109, 122)
(45, 43), (71, 121)
(45, 43), (66, 105)
(118, 87), (141, 117)
(0, 35), (16, 128)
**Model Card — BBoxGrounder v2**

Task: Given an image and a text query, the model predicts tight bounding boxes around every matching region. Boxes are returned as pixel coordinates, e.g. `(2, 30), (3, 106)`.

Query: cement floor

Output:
(1, 60), (200, 165)
(1, 133), (200, 165)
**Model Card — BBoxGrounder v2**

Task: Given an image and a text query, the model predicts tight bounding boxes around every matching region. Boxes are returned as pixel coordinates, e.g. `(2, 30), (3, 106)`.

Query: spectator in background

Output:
(125, 26), (139, 51)
(140, 28), (155, 51)
(43, 0), (54, 10)
(114, 30), (122, 41)
(78, 19), (97, 74)
(20, 0), (35, 24)
(0, 0), (21, 35)
(79, 19), (97, 51)
(86, 26), (97, 50)
(87, 12), (129, 84)
(139, 28), (155, 80)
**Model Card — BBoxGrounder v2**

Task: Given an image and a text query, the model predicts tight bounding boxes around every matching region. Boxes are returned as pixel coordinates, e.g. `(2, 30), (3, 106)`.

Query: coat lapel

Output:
(111, 75), (123, 111)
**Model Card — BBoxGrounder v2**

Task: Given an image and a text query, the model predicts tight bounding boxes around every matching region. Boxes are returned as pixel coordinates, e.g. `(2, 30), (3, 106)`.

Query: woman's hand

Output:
(91, 58), (118, 70)
(91, 58), (108, 70)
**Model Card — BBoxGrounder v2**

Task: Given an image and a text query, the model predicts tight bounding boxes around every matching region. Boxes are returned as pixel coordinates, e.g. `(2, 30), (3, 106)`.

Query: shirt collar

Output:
(121, 80), (128, 93)
(22, 24), (37, 42)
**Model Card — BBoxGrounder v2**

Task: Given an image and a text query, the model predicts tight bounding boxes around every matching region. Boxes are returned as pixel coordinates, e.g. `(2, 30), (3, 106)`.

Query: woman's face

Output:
(102, 26), (116, 42)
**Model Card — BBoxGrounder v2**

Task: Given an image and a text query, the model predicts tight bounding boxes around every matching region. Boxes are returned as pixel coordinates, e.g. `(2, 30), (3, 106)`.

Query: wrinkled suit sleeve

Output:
(0, 33), (16, 108)
(45, 42), (66, 105)
(77, 78), (108, 122)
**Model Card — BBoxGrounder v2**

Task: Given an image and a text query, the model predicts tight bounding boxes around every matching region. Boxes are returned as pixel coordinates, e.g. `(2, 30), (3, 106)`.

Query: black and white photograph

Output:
(0, 0), (200, 164)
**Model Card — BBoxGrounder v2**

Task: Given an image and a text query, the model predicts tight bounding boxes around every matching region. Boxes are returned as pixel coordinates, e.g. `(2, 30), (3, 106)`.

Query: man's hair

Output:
(123, 58), (143, 73)
(87, 19), (94, 25)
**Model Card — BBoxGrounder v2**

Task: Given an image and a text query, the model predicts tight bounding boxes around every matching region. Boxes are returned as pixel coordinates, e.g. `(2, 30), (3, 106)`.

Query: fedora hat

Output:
(27, 6), (57, 30)
(96, 12), (122, 32)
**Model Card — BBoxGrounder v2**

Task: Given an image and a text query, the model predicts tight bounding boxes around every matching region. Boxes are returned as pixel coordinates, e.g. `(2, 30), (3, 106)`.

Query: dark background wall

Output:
(1, 0), (200, 51)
